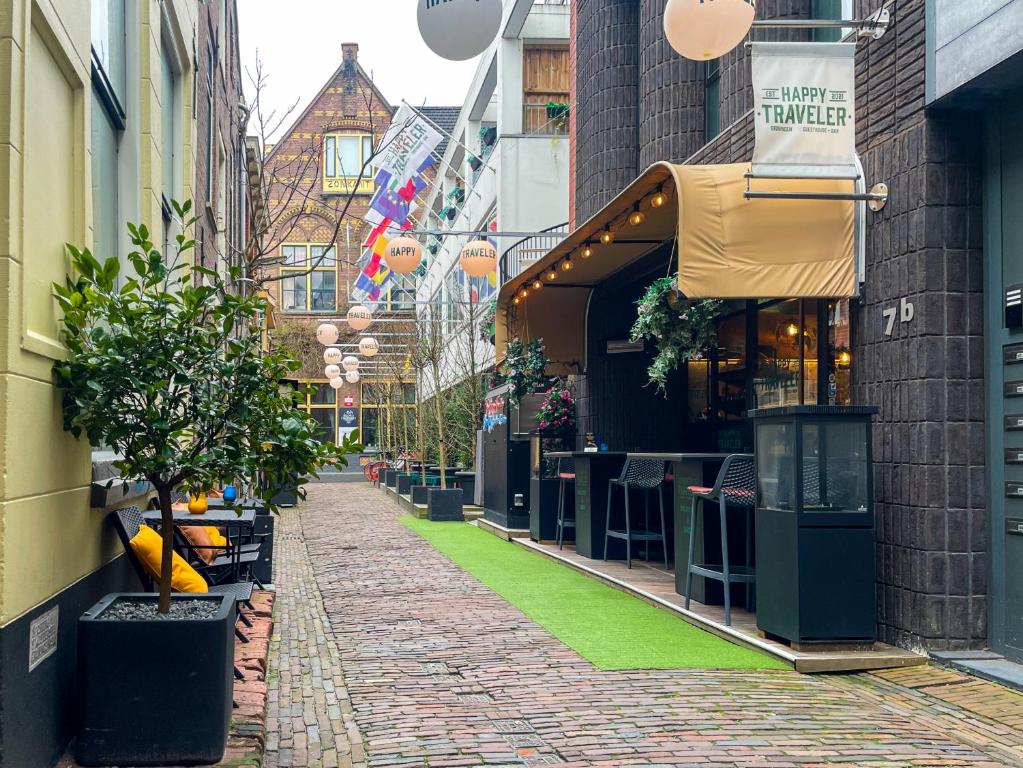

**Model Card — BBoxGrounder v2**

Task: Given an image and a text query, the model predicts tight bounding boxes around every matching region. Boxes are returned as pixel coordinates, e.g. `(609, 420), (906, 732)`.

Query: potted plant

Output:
(53, 201), (361, 765)
(501, 338), (548, 405)
(630, 276), (722, 393)
(479, 298), (497, 345)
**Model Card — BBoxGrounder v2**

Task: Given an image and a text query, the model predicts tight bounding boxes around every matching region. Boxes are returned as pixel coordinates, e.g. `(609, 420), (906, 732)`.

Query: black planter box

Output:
(76, 593), (235, 766)
(454, 471), (476, 502)
(530, 476), (561, 543)
(428, 488), (464, 521)
(268, 484), (298, 507)
(397, 474), (414, 495)
(384, 469), (399, 488)
(411, 485), (430, 505)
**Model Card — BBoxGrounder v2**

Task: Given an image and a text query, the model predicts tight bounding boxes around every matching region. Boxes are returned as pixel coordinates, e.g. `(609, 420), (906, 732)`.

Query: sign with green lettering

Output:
(751, 42), (857, 179)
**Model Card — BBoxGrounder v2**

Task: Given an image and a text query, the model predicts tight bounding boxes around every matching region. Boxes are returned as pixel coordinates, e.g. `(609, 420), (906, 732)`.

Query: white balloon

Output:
(347, 305), (373, 331)
(324, 364), (342, 380)
(417, 0), (503, 61)
(663, 0), (755, 61)
(342, 356), (360, 372)
(345, 370), (361, 384)
(323, 347), (343, 365)
(316, 323), (339, 346)
(359, 337), (380, 357)
(329, 377), (345, 390)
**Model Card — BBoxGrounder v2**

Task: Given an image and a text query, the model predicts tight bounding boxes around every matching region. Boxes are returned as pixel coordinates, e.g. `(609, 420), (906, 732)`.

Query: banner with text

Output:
(751, 42), (858, 179)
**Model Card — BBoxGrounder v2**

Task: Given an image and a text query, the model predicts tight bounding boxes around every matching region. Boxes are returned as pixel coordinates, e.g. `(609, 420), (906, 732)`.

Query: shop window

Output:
(755, 300), (820, 408)
(323, 133), (375, 194)
(705, 58), (721, 142)
(280, 244), (337, 312)
(827, 299), (852, 405)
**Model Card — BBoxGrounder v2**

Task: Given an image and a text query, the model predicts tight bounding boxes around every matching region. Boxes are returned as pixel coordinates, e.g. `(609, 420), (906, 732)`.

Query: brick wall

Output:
(195, 0), (245, 273)
(573, 0), (989, 650)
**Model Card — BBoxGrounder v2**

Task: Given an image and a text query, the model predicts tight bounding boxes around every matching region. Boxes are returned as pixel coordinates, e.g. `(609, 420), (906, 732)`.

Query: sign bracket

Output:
(750, 7), (891, 41)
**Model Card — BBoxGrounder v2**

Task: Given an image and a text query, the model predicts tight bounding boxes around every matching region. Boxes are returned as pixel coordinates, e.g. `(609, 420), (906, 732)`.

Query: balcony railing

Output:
(500, 222), (570, 283)
(523, 103), (570, 136)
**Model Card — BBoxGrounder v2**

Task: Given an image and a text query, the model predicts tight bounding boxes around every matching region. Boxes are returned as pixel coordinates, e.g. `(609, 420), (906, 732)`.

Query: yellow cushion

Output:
(129, 525), (208, 593)
(204, 526), (228, 549)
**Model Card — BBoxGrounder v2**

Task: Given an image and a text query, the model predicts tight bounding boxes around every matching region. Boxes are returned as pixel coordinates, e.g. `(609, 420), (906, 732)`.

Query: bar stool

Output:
(604, 458), (668, 568)
(555, 457), (575, 549)
(684, 454), (756, 626)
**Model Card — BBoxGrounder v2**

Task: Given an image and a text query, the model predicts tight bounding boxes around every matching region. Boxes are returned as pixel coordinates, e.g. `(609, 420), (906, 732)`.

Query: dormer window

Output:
(323, 132), (374, 194)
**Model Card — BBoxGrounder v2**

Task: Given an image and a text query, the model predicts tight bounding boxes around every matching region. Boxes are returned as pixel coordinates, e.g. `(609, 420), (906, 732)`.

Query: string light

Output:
(513, 296), (521, 305)
(519, 287), (529, 300)
(599, 228), (615, 245)
(532, 279), (543, 291)
(837, 350), (852, 366)
(546, 266), (558, 280)
(561, 259), (573, 272)
(651, 188), (668, 208)
(581, 244), (594, 259)
(629, 207), (645, 226)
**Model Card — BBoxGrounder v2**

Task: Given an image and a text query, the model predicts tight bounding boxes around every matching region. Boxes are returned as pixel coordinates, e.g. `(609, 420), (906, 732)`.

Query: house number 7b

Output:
(883, 298), (915, 336)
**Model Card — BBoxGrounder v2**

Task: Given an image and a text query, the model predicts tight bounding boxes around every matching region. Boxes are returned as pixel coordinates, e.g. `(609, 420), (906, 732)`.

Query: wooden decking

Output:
(510, 536), (925, 674)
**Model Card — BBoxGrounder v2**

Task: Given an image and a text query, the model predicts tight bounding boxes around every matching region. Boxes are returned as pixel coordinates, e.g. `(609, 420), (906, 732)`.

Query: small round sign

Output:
(459, 239), (497, 278)
(316, 323), (339, 346)
(324, 347), (343, 365)
(359, 337), (380, 357)
(384, 236), (423, 274)
(417, 0), (503, 61)
(345, 370), (361, 384)
(347, 305), (373, 331)
(324, 364), (342, 380)
(342, 356), (360, 372)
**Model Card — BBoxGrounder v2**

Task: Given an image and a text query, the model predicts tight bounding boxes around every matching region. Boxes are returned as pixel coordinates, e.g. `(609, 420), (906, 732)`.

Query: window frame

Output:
(279, 243), (338, 313)
(322, 131), (376, 194)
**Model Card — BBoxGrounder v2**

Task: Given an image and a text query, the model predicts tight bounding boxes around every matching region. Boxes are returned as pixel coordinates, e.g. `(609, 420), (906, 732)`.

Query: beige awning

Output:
(497, 162), (855, 376)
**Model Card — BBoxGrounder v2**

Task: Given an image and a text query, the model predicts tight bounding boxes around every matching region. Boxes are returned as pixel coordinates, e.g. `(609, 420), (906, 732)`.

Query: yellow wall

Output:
(0, 0), (198, 627)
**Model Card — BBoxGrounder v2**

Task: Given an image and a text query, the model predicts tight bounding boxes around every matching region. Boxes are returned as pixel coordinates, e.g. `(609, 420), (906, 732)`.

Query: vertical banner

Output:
(751, 42), (858, 179)
(352, 105), (444, 308)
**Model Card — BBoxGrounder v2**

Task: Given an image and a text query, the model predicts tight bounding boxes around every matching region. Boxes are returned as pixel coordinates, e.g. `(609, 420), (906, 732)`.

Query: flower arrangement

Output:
(480, 298), (497, 343)
(537, 380), (576, 438)
(630, 277), (722, 393)
(502, 338), (547, 404)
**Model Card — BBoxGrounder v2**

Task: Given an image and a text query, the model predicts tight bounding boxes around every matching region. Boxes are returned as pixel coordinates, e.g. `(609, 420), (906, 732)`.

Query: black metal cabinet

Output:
(481, 385), (532, 529)
(750, 405), (878, 645)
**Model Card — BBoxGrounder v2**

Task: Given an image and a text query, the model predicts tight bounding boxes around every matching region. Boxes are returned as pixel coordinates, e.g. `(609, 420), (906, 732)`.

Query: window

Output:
(360, 381), (416, 449)
(205, 41), (215, 202)
(705, 58), (721, 142)
(160, 32), (180, 254)
(297, 384), (338, 445)
(812, 0), (853, 41)
(280, 243), (337, 312)
(323, 133), (375, 194)
(91, 0), (126, 265)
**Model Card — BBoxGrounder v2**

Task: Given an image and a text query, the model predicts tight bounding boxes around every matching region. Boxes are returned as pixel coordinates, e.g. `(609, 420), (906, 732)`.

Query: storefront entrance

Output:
(986, 96), (1023, 663)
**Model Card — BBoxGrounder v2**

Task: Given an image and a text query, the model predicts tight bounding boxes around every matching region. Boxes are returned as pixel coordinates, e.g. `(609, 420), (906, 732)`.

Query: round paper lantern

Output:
(316, 322), (339, 345)
(323, 347), (343, 365)
(342, 356), (360, 372)
(384, 236), (423, 274)
(329, 377), (345, 390)
(324, 364), (342, 380)
(345, 370), (361, 384)
(347, 304), (372, 331)
(663, 0), (755, 61)
(359, 337), (379, 357)
(417, 0), (502, 61)
(459, 239), (497, 278)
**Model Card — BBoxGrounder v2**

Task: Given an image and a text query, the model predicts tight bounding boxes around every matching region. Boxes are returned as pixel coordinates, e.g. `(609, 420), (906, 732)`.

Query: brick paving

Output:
(264, 483), (1023, 768)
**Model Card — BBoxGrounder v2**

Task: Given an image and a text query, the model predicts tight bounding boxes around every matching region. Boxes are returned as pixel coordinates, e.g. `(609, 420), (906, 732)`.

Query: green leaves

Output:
(630, 277), (722, 394)
(53, 200), (359, 509)
(502, 338), (548, 404)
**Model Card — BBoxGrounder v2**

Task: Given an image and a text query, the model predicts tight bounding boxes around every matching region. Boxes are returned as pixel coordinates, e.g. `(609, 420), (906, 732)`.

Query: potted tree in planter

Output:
(53, 202), (360, 766)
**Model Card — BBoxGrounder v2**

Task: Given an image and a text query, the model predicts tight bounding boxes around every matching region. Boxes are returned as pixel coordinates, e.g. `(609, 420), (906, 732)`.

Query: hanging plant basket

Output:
(546, 102), (570, 120)
(502, 338), (548, 404)
(630, 277), (722, 394)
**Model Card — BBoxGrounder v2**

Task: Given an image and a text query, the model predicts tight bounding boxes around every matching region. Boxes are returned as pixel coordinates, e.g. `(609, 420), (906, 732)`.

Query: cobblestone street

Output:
(263, 484), (1023, 768)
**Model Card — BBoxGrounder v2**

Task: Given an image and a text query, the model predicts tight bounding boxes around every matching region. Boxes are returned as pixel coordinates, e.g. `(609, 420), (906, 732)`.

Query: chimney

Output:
(342, 43), (359, 63)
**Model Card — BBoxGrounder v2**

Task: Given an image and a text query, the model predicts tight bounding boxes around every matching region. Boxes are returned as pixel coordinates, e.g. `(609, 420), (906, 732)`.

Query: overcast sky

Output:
(239, 1), (478, 140)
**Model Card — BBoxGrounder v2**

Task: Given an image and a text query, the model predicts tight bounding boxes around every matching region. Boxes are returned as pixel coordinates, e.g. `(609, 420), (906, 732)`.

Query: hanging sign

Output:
(751, 42), (858, 179)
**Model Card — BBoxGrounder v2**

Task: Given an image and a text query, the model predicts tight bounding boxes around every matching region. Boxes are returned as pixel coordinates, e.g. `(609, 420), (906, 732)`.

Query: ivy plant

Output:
(630, 277), (722, 393)
(53, 200), (361, 613)
(502, 338), (548, 404)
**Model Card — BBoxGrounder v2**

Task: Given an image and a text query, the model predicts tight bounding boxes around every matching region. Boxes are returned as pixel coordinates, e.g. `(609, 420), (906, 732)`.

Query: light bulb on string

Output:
(629, 207), (645, 226)
(532, 279), (542, 291)
(546, 266), (558, 281)
(600, 228), (615, 245)
(561, 259), (573, 272)
(582, 244), (594, 259)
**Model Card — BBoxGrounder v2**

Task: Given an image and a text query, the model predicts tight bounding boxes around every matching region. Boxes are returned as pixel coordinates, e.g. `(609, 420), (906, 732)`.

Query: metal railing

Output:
(500, 222), (570, 283)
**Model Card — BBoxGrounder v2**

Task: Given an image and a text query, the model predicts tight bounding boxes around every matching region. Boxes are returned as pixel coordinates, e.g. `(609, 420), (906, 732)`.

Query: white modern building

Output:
(417, 0), (571, 397)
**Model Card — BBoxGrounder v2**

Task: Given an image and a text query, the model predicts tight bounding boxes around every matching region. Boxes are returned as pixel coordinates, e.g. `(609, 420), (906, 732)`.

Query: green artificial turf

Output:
(401, 516), (787, 671)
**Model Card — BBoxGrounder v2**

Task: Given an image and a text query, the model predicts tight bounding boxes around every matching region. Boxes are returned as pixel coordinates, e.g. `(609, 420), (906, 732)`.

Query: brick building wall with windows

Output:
(570, 0), (988, 652)
(194, 0), (246, 276)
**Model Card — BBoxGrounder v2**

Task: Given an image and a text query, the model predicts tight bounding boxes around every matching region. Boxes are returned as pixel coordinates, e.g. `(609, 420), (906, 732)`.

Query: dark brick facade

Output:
(195, 0), (245, 273)
(570, 0), (988, 651)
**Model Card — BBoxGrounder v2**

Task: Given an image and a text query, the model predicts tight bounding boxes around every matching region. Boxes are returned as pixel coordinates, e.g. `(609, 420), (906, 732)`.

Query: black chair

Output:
(603, 458), (668, 569)
(555, 457), (576, 549)
(684, 454), (756, 626)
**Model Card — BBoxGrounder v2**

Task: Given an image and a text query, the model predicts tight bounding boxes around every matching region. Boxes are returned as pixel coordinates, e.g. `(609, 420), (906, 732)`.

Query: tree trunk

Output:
(431, 360), (447, 489)
(156, 485), (175, 614)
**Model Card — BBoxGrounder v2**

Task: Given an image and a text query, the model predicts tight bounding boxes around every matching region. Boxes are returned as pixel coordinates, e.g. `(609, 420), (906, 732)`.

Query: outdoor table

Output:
(143, 508), (256, 582)
(206, 496), (266, 512)
(546, 452), (627, 558)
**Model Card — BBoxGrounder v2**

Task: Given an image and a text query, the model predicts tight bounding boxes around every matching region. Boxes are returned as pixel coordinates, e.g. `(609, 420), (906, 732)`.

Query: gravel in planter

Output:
(99, 597), (219, 621)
